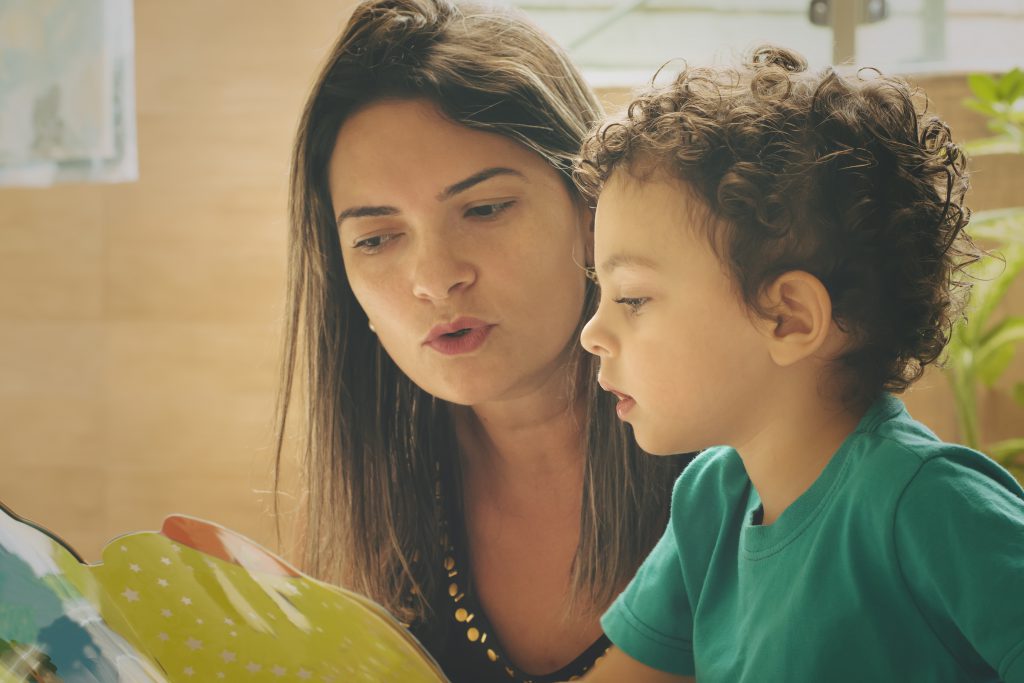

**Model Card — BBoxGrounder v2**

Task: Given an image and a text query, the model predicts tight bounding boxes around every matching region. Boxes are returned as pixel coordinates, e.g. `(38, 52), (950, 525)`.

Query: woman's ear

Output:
(758, 271), (833, 367)
(580, 202), (596, 266)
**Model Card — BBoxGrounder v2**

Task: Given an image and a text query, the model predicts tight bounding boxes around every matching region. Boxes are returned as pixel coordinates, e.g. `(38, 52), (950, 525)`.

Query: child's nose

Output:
(580, 312), (614, 358)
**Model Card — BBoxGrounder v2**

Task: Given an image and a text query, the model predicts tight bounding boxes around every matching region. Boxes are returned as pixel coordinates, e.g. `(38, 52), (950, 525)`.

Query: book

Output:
(0, 501), (450, 682)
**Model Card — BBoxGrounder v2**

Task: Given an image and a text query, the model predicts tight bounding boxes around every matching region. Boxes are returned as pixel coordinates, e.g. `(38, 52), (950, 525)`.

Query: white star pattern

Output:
(217, 674), (225, 679)
(245, 662), (261, 673)
(195, 618), (204, 625)
(297, 669), (312, 680)
(121, 588), (139, 602)
(160, 609), (173, 618)
(129, 563), (141, 573)
(185, 637), (202, 651)
(220, 650), (236, 663)
(160, 557), (172, 565)
(272, 665), (286, 676)
(120, 545), (128, 552)
(183, 666), (194, 677)
(229, 630), (237, 637)
(180, 596), (192, 606)
(157, 633), (169, 642)
(223, 618), (234, 626)
(157, 578), (169, 587)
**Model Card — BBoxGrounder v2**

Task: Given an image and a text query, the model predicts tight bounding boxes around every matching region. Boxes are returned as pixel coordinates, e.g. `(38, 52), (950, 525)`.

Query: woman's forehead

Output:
(329, 99), (551, 202)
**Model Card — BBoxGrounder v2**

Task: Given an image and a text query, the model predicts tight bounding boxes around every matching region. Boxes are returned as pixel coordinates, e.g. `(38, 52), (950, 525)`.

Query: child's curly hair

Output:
(575, 46), (980, 408)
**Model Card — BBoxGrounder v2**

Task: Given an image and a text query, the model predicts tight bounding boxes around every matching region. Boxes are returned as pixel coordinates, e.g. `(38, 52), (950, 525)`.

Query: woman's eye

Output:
(353, 233), (399, 254)
(465, 200), (515, 219)
(614, 297), (650, 315)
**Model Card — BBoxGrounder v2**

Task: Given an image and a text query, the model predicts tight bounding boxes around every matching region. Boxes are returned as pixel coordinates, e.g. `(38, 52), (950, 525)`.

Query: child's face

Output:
(580, 171), (776, 455)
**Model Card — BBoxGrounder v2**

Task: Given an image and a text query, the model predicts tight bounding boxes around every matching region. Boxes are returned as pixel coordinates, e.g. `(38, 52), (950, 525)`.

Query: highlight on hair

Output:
(576, 45), (980, 407)
(276, 0), (684, 630)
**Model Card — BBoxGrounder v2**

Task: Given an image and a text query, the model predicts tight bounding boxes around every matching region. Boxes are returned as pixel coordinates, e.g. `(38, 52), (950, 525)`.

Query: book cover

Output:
(0, 501), (450, 682)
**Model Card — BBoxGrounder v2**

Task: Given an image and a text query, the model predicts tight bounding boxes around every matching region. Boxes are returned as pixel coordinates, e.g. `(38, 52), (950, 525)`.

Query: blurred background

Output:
(1, 0), (1022, 564)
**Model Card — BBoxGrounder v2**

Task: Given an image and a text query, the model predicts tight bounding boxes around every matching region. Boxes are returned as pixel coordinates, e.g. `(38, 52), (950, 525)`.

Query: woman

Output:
(275, 1), (687, 681)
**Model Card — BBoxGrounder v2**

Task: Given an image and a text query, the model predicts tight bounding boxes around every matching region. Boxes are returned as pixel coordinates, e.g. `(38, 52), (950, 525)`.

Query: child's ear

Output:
(758, 271), (833, 367)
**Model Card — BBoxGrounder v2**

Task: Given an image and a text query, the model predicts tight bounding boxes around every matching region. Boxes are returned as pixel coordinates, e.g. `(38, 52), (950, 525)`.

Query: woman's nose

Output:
(410, 237), (476, 301)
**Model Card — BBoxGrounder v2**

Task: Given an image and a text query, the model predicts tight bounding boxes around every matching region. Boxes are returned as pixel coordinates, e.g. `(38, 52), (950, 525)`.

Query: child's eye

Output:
(353, 233), (400, 254)
(465, 200), (516, 219)
(614, 297), (650, 315)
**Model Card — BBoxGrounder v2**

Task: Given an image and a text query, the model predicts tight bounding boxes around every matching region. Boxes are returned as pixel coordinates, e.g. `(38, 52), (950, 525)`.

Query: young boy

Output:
(573, 46), (1024, 682)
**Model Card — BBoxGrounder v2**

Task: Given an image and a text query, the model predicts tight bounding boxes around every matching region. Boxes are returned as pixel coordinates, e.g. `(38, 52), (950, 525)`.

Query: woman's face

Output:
(328, 98), (591, 406)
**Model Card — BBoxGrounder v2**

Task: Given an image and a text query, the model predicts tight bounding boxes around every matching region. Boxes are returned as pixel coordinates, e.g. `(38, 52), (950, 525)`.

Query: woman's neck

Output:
(452, 387), (586, 510)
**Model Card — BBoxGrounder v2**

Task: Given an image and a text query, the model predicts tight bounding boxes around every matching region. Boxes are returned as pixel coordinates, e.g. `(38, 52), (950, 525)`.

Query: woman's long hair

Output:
(276, 0), (684, 627)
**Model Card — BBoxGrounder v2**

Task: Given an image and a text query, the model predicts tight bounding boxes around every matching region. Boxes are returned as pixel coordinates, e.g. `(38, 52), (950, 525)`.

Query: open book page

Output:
(0, 504), (451, 683)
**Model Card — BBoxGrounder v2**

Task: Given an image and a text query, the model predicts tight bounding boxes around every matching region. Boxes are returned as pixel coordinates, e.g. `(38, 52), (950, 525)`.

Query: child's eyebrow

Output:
(598, 253), (659, 274)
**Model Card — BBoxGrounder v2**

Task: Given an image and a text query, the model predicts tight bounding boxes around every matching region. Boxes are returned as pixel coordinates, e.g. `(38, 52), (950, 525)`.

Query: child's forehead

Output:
(597, 166), (719, 246)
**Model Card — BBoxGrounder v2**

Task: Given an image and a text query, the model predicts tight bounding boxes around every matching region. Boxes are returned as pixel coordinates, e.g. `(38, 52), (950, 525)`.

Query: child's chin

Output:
(635, 431), (686, 457)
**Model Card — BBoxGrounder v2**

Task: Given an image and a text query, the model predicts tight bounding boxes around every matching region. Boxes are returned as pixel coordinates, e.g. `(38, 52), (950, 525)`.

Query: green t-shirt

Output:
(602, 394), (1024, 682)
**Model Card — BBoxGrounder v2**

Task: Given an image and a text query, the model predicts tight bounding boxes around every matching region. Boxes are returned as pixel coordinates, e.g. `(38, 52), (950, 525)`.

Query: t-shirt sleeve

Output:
(600, 512), (696, 677)
(893, 452), (1024, 683)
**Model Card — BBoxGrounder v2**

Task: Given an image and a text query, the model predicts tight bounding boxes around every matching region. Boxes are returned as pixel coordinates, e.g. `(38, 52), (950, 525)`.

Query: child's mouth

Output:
(604, 387), (636, 419)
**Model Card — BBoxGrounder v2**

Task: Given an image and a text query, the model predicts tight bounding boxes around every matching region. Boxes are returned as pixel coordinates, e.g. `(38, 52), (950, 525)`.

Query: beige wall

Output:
(1, 4), (1021, 564)
(0, 1), (357, 562)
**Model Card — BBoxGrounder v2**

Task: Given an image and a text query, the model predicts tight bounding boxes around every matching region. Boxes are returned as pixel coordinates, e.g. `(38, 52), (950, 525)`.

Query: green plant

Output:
(962, 68), (1024, 156)
(943, 70), (1024, 481)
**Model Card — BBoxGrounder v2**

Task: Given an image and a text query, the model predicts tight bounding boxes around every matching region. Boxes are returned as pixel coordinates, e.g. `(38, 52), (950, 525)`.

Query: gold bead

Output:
(466, 627), (480, 642)
(505, 666), (515, 677)
(487, 649), (498, 662)
(455, 608), (469, 622)
(480, 631), (487, 643)
(448, 583), (458, 597)
(444, 556), (455, 571)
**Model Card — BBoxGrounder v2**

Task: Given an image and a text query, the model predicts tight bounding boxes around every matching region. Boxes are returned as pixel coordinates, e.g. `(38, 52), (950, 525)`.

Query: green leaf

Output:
(979, 315), (1024, 350)
(961, 134), (1022, 156)
(963, 98), (1000, 119)
(976, 343), (1014, 387)
(996, 68), (1024, 103)
(968, 73), (1000, 103)
(987, 438), (1024, 466)
(962, 245), (1024, 344)
(970, 208), (1024, 245)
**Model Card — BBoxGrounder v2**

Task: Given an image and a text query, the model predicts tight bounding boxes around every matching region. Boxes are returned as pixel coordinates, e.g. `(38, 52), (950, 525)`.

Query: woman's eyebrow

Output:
(336, 167), (525, 227)
(436, 166), (525, 201)
(337, 205), (399, 226)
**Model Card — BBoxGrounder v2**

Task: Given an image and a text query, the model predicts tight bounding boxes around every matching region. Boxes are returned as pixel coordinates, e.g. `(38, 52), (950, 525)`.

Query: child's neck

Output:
(735, 385), (865, 526)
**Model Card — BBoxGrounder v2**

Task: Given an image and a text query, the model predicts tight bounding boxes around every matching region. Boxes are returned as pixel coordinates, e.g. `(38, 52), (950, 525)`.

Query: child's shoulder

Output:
(670, 446), (749, 510)
(857, 395), (1024, 511)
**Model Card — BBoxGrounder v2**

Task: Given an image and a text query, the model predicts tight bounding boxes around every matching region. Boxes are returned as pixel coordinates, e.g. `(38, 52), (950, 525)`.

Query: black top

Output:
(421, 525), (611, 683)
(411, 453), (693, 681)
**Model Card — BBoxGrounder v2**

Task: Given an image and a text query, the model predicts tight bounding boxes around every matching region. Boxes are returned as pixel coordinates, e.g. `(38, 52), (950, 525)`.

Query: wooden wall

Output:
(0, 0), (357, 562)
(1, 2), (1021, 564)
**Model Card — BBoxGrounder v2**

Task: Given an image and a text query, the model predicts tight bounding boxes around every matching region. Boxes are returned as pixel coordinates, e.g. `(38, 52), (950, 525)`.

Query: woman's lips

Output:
(424, 317), (495, 355)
